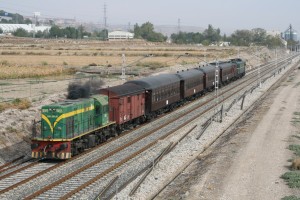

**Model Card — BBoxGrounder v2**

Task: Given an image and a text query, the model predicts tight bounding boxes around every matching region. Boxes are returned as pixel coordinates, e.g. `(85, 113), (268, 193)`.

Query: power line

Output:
(104, 3), (107, 29)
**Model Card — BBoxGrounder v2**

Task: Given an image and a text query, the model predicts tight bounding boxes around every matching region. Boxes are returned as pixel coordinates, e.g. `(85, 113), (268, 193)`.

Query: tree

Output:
(0, 28), (3, 34)
(203, 24), (221, 43)
(265, 35), (285, 48)
(133, 23), (142, 39)
(49, 25), (63, 38)
(171, 32), (204, 44)
(229, 29), (253, 46)
(64, 27), (77, 38)
(77, 25), (84, 39)
(134, 22), (166, 42)
(252, 28), (266, 44)
(12, 28), (29, 37)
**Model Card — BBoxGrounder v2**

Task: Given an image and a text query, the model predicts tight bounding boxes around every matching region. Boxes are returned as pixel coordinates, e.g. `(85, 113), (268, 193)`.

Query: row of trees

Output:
(229, 28), (283, 47)
(4, 19), (292, 48)
(11, 25), (94, 39)
(171, 25), (286, 48)
(171, 24), (221, 45)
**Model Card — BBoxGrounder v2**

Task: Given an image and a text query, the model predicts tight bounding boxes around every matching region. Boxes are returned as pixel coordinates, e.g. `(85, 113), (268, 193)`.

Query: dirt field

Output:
(156, 66), (300, 199)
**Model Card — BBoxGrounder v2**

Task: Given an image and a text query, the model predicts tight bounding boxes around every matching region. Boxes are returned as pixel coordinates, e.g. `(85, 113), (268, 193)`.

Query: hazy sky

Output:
(1, 0), (300, 34)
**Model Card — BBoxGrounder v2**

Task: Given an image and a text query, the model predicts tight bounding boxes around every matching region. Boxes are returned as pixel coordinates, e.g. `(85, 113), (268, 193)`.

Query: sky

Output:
(1, 0), (300, 34)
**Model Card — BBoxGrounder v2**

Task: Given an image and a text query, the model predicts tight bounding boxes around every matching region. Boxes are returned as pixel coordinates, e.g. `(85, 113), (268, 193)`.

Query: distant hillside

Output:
(154, 25), (204, 37)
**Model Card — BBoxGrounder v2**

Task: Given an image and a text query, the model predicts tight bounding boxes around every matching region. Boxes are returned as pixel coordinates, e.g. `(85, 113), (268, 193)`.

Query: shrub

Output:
(0, 98), (31, 112)
(12, 98), (31, 109)
(0, 60), (9, 66)
(89, 63), (97, 66)
(1, 51), (21, 55)
(289, 144), (300, 156)
(63, 61), (68, 65)
(281, 171), (300, 188)
(282, 196), (300, 200)
(41, 61), (48, 66)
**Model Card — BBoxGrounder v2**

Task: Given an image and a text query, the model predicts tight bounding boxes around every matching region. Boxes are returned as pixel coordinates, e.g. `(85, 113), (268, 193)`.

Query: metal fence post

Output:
(241, 95), (246, 110)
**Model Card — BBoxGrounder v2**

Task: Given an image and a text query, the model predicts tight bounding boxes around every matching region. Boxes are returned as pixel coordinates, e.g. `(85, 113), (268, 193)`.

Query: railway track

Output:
(0, 156), (24, 172)
(97, 54), (300, 199)
(0, 54), (297, 200)
(148, 55), (300, 200)
(26, 55), (300, 199)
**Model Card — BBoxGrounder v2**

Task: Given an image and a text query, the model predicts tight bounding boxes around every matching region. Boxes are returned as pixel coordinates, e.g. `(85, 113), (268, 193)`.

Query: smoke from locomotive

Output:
(67, 79), (104, 99)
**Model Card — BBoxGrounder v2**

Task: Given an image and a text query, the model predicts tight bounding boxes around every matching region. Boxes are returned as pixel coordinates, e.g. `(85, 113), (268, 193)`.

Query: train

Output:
(31, 58), (246, 159)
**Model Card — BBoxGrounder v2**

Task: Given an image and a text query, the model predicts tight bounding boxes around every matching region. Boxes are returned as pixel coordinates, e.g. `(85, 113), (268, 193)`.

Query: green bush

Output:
(41, 61), (48, 66)
(289, 145), (300, 156)
(281, 171), (300, 188)
(282, 196), (300, 200)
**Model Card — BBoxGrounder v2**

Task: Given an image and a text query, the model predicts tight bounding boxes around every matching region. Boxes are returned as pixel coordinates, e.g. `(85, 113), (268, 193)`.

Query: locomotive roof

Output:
(126, 74), (180, 90)
(42, 98), (93, 108)
(197, 61), (234, 73)
(175, 69), (204, 80)
(99, 83), (144, 97)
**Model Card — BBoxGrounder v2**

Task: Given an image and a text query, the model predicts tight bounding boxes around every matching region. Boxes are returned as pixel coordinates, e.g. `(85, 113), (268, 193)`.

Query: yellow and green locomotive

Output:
(31, 95), (116, 159)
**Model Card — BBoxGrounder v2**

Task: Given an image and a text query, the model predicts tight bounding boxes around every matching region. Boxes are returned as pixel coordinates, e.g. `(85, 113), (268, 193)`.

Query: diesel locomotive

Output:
(31, 58), (246, 159)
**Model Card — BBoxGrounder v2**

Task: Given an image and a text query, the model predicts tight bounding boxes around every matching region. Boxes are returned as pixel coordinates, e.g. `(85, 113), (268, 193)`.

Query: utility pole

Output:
(33, 12), (40, 38)
(104, 3), (107, 29)
(121, 54), (126, 81)
(177, 18), (181, 33)
(215, 60), (219, 121)
(256, 47), (261, 88)
(104, 3), (108, 39)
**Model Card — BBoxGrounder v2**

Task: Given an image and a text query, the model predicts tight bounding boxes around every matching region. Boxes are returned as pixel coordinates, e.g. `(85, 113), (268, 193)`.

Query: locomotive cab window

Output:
(95, 105), (101, 114)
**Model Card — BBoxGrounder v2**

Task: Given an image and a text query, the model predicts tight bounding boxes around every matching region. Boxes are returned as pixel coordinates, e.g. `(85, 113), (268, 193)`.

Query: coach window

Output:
(127, 97), (131, 103)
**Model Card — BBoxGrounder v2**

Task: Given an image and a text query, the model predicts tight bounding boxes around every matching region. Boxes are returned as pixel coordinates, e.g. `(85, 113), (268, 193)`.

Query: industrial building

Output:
(0, 24), (50, 33)
(283, 24), (298, 41)
(108, 31), (134, 40)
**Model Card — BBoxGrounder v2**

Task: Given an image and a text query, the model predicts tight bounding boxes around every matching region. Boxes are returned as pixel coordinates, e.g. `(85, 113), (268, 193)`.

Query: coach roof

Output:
(100, 83), (144, 97)
(126, 74), (180, 90)
(175, 69), (204, 80)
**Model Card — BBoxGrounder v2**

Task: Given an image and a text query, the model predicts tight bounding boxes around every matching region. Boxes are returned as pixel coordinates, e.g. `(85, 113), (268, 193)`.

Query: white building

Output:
(0, 24), (50, 33)
(108, 31), (134, 40)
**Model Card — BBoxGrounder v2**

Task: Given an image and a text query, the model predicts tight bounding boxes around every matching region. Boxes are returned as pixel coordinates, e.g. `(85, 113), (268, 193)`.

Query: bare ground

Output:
(156, 67), (300, 199)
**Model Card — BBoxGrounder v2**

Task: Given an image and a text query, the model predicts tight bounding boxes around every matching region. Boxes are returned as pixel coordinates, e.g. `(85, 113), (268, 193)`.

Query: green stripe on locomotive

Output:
(40, 95), (109, 140)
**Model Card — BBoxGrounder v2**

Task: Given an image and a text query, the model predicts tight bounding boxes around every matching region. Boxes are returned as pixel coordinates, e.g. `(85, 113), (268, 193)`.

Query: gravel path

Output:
(219, 66), (300, 200)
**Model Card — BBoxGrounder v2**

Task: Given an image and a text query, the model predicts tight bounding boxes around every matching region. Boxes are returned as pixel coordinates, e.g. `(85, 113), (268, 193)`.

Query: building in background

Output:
(0, 24), (50, 34)
(108, 31), (134, 40)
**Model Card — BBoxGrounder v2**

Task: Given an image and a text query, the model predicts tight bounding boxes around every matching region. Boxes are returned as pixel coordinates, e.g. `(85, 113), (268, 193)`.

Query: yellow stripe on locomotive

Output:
(31, 95), (114, 159)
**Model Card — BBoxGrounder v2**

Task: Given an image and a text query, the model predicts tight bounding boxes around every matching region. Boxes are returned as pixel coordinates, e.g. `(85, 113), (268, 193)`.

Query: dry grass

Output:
(0, 98), (31, 112)
(0, 65), (74, 79)
(0, 37), (243, 79)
